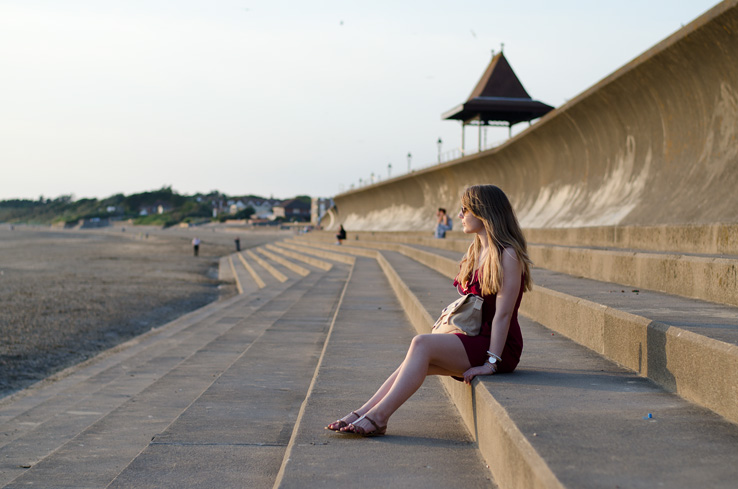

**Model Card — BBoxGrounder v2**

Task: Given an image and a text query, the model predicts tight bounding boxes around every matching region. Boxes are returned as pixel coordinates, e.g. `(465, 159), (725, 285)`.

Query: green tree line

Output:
(0, 187), (271, 227)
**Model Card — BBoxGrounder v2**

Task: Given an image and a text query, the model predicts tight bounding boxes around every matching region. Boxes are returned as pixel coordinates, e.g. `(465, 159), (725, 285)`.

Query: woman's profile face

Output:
(459, 205), (484, 234)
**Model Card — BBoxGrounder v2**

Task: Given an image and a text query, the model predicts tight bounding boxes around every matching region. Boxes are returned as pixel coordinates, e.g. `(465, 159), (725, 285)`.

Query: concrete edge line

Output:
(246, 249), (288, 282)
(271, 256), (357, 489)
(256, 247), (310, 277)
(275, 241), (355, 265)
(228, 256), (244, 294)
(265, 243), (332, 271)
(528, 244), (738, 308)
(286, 238), (379, 259)
(237, 252), (266, 289)
(525, 223), (738, 256)
(296, 231), (470, 254)
(374, 251), (564, 489)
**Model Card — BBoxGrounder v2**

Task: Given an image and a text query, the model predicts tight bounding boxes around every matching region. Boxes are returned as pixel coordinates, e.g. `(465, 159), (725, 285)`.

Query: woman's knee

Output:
(408, 334), (435, 355)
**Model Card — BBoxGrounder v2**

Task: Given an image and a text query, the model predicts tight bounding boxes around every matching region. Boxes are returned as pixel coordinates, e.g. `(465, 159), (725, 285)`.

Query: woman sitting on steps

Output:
(326, 184), (533, 436)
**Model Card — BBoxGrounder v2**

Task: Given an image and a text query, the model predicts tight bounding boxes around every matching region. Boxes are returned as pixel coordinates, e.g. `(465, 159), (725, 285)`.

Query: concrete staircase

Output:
(285, 226), (738, 488)
(2, 228), (737, 488)
(0, 243), (495, 488)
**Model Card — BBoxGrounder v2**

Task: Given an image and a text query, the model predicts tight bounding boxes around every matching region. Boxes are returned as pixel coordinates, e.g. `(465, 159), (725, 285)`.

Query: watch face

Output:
(487, 357), (497, 364)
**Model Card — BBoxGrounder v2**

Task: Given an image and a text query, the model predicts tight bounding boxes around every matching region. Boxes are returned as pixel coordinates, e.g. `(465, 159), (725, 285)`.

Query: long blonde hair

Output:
(456, 185), (533, 295)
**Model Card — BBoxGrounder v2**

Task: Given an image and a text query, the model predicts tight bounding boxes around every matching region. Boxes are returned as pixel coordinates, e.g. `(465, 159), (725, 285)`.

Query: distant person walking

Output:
(192, 237), (200, 257)
(435, 208), (452, 238)
(235, 237), (241, 252)
(335, 225), (347, 245)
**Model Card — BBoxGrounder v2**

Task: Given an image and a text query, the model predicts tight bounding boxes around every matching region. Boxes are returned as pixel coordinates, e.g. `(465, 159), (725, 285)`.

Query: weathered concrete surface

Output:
(525, 224), (738, 255)
(527, 244), (738, 307)
(375, 249), (738, 489)
(293, 236), (738, 425)
(332, 1), (738, 231)
(275, 257), (496, 489)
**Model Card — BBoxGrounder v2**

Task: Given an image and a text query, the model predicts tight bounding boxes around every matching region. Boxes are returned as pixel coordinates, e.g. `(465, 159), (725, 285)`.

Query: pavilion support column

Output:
(461, 122), (465, 155)
(478, 123), (482, 152)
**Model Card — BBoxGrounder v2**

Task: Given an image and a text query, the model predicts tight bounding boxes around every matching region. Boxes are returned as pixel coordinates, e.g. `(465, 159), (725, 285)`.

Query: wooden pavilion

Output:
(442, 50), (554, 153)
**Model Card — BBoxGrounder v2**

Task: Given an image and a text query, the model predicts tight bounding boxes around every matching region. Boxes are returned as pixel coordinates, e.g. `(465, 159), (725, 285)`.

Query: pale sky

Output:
(0, 0), (720, 201)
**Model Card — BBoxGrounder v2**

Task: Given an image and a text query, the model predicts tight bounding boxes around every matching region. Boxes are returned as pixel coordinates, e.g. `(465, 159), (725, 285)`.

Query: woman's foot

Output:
(341, 414), (387, 437)
(325, 411), (360, 431)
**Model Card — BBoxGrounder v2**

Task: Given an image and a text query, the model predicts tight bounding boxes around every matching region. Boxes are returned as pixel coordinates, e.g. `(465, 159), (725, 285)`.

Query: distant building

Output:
(139, 202), (171, 216)
(272, 199), (311, 222)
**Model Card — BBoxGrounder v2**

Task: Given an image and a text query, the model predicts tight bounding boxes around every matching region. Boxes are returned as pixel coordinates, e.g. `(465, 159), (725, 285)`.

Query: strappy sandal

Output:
(325, 411), (360, 432)
(343, 414), (387, 437)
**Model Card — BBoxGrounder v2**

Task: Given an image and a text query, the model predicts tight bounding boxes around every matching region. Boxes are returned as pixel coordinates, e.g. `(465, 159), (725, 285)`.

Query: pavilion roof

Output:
(442, 52), (553, 126)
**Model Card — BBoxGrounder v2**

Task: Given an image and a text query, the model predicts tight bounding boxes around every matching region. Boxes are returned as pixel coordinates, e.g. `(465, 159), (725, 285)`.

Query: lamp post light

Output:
(437, 137), (443, 163)
(407, 152), (412, 172)
(388, 163), (392, 178)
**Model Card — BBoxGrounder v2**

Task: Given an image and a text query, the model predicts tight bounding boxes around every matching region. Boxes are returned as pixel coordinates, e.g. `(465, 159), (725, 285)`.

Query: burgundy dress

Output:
(451, 270), (524, 377)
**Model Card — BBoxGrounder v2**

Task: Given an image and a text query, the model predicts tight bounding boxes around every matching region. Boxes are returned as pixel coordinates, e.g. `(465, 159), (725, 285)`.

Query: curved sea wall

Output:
(332, 0), (738, 231)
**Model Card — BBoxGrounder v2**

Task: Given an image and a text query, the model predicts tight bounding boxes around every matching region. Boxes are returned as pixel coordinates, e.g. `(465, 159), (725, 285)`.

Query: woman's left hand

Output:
(462, 364), (496, 384)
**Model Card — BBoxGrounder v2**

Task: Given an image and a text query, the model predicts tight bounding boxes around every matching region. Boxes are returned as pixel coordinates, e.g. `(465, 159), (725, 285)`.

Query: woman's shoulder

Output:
(500, 246), (521, 264)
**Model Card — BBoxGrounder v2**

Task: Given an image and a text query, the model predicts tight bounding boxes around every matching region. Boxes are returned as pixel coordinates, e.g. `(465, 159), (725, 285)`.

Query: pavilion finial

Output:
(500, 42), (504, 53)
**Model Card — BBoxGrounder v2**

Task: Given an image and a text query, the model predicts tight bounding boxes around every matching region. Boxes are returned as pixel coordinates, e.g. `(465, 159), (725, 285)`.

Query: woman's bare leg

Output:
(347, 334), (470, 433)
(327, 365), (403, 430)
(353, 365), (401, 413)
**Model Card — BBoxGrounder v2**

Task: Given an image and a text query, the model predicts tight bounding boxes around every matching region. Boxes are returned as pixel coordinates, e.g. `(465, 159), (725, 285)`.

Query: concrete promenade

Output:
(287, 228), (738, 489)
(2, 226), (738, 487)
(0, 242), (494, 488)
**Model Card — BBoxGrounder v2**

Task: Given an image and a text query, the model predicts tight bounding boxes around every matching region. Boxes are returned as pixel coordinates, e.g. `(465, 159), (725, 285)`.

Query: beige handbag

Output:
(432, 294), (484, 336)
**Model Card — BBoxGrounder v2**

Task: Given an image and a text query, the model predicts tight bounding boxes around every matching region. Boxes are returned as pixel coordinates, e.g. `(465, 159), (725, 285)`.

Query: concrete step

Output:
(296, 231), (738, 308)
(0, 293), (255, 450)
(232, 251), (267, 290)
(0, 267), (332, 488)
(104, 264), (353, 489)
(305, 224), (738, 256)
(274, 257), (496, 488)
(226, 252), (263, 295)
(255, 246), (311, 277)
(527, 243), (738, 307)
(239, 249), (288, 288)
(521, 266), (738, 423)
(525, 224), (738, 256)
(264, 243), (333, 271)
(244, 249), (291, 283)
(293, 236), (738, 425)
(99, 254), (497, 488)
(375, 250), (738, 489)
(272, 241), (355, 265)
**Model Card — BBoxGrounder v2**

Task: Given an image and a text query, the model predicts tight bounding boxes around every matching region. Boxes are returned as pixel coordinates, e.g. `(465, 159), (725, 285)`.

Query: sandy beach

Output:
(0, 225), (286, 398)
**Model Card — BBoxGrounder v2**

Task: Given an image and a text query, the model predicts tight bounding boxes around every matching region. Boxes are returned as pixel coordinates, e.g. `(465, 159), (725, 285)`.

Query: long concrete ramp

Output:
(332, 0), (738, 230)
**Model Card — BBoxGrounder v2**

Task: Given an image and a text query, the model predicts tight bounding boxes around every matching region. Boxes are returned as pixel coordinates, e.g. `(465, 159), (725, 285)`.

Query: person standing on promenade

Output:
(326, 185), (532, 436)
(235, 237), (241, 252)
(192, 237), (200, 257)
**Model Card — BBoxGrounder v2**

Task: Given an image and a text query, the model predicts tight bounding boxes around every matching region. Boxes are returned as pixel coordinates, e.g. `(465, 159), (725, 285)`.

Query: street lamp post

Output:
(437, 137), (443, 163)
(407, 152), (412, 172)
